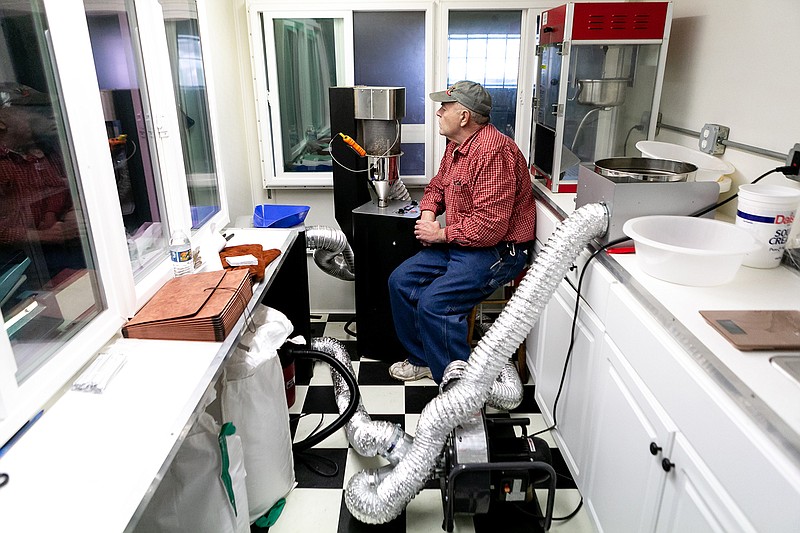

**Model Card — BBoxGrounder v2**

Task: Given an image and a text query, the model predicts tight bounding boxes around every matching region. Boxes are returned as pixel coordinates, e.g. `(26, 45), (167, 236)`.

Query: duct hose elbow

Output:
(389, 177), (412, 201)
(441, 359), (523, 411)
(306, 225), (355, 280)
(310, 337), (414, 464)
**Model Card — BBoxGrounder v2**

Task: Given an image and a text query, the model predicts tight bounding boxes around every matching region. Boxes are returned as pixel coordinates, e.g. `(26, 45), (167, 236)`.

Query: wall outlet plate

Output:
(784, 143), (800, 181)
(698, 123), (730, 155)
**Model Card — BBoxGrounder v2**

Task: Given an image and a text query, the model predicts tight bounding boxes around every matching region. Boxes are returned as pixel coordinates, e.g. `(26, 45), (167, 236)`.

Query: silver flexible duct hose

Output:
(344, 203), (609, 524)
(439, 359), (524, 411)
(388, 177), (412, 201)
(305, 226), (356, 281)
(310, 337), (414, 465)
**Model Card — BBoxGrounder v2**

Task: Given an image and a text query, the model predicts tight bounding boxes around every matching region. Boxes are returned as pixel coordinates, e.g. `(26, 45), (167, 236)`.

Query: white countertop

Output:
(532, 179), (800, 464)
(0, 227), (297, 532)
(611, 253), (800, 436)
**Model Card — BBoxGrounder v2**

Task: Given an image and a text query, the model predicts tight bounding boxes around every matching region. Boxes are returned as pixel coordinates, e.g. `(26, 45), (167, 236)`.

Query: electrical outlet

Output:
(698, 123), (729, 155)
(784, 143), (800, 181)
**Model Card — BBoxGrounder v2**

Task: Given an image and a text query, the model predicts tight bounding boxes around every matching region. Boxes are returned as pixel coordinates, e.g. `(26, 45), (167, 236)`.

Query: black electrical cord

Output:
(290, 347), (360, 452)
(553, 496), (584, 521)
(691, 165), (794, 218)
(288, 347), (361, 478)
(343, 318), (357, 338)
(532, 235), (629, 440)
(291, 413), (339, 477)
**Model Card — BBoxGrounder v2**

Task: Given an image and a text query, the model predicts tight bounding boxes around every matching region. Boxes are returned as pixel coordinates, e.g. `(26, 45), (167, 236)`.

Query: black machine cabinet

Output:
(353, 200), (420, 363)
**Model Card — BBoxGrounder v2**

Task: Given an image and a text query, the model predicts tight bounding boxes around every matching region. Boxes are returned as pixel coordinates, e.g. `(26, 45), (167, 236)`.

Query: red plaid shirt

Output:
(0, 147), (72, 245)
(420, 124), (536, 247)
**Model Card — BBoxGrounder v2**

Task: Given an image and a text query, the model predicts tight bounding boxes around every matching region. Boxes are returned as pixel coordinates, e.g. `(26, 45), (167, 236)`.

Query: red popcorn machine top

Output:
(531, 1), (673, 192)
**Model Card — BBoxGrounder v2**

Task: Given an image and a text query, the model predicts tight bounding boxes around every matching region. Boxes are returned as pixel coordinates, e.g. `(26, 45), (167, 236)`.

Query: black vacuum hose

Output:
(289, 346), (360, 452)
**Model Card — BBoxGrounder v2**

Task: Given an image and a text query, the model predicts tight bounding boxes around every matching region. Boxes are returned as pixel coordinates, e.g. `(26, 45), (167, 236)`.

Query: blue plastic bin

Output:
(253, 204), (310, 228)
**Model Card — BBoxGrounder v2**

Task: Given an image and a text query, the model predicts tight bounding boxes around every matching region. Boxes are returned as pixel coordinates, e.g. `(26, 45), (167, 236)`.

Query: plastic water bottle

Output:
(169, 230), (193, 277)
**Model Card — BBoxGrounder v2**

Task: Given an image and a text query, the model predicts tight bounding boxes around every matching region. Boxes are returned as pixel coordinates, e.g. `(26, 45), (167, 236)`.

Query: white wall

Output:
(207, 0), (800, 313)
(659, 0), (800, 205)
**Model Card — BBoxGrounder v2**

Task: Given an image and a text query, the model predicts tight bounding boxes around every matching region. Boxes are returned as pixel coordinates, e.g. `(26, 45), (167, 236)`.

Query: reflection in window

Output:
(273, 18), (337, 173)
(0, 1), (103, 383)
(85, 0), (168, 274)
(448, 11), (521, 138)
(162, 0), (221, 229)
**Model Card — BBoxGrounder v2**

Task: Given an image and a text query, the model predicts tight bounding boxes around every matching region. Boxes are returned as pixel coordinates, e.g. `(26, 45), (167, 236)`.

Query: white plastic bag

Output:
(134, 411), (250, 533)
(221, 305), (296, 523)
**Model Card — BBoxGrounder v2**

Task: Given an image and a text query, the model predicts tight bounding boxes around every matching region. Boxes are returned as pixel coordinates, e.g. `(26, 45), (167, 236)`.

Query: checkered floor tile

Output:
(265, 314), (593, 533)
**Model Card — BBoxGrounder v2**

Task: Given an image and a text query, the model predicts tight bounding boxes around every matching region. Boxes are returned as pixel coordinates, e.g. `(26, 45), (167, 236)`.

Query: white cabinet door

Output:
(533, 279), (603, 486)
(584, 336), (676, 533)
(656, 433), (756, 533)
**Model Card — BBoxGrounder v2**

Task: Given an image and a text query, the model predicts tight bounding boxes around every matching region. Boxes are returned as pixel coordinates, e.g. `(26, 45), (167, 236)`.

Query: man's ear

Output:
(460, 109), (470, 127)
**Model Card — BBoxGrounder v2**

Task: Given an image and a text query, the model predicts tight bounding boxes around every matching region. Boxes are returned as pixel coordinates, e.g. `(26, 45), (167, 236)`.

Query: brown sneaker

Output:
(389, 359), (433, 381)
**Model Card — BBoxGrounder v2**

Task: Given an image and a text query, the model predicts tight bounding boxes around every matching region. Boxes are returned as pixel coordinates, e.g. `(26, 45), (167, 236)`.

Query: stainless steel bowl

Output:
(576, 79), (628, 107)
(594, 157), (698, 183)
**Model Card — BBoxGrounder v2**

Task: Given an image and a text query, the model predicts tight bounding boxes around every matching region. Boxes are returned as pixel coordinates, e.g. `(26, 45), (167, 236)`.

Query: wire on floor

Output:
(343, 318), (357, 338)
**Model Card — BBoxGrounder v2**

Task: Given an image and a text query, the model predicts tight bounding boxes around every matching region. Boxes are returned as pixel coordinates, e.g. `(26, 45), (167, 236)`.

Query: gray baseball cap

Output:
(430, 80), (492, 117)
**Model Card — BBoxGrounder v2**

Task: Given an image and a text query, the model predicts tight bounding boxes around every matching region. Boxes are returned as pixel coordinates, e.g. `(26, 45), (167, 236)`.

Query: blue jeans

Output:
(388, 242), (530, 382)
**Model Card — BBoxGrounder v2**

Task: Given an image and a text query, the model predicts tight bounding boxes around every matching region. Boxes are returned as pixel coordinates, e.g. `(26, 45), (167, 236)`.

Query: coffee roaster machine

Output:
(329, 86), (419, 363)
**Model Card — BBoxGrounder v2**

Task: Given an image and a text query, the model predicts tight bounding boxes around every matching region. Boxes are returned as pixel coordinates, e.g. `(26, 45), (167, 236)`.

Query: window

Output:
(272, 17), (338, 174)
(85, 0), (170, 275)
(161, 0), (222, 229)
(250, 4), (436, 187)
(0, 2), (104, 384)
(0, 0), (226, 444)
(252, 3), (537, 186)
(353, 11), (427, 177)
(447, 10), (522, 139)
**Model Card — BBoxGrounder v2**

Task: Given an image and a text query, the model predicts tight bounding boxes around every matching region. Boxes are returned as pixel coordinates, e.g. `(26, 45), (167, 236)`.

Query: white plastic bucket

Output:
(735, 184), (800, 268)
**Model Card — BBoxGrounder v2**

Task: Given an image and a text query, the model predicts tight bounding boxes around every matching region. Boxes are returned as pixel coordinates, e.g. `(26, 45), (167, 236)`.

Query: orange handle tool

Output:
(339, 133), (366, 157)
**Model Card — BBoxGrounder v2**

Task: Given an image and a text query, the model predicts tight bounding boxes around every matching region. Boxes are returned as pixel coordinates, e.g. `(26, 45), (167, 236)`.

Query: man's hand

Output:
(34, 210), (79, 243)
(415, 219), (445, 246)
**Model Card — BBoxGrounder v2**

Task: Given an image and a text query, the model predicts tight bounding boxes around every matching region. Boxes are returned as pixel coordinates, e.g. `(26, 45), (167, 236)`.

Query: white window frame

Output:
(249, 0), (545, 188)
(435, 1), (542, 165)
(248, 1), (436, 188)
(0, 0), (229, 445)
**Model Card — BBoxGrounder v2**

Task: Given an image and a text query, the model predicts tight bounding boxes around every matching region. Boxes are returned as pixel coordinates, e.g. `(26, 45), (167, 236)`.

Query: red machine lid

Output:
(571, 2), (669, 40)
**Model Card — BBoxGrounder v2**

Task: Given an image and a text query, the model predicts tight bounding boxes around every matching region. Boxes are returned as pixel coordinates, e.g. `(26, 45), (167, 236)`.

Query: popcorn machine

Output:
(531, 1), (673, 192)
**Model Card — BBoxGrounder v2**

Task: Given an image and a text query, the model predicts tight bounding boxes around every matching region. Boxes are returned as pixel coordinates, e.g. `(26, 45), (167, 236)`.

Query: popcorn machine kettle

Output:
(531, 1), (673, 192)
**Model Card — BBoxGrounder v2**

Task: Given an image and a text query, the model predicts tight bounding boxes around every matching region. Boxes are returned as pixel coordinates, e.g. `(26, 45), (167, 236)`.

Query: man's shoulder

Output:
(473, 125), (523, 158)
(475, 124), (515, 146)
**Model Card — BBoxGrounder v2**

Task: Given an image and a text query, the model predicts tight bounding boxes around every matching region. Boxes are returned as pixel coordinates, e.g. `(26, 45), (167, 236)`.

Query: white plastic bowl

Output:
(636, 140), (734, 192)
(622, 216), (758, 286)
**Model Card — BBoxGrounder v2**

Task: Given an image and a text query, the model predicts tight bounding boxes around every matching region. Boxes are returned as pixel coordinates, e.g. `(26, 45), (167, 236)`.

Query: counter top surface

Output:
(532, 180), (800, 465)
(0, 227), (298, 532)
